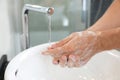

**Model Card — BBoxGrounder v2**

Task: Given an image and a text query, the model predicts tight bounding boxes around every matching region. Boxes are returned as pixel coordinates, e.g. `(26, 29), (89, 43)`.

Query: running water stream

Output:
(48, 15), (52, 44)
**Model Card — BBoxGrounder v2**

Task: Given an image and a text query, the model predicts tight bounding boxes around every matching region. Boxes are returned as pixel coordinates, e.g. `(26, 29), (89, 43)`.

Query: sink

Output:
(4, 43), (120, 80)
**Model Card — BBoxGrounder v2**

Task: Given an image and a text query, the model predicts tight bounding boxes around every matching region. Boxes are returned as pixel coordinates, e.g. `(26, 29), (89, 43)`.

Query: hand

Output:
(42, 31), (103, 68)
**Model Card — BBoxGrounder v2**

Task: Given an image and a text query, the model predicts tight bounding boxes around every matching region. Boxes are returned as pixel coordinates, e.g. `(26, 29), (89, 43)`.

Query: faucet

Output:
(22, 4), (54, 50)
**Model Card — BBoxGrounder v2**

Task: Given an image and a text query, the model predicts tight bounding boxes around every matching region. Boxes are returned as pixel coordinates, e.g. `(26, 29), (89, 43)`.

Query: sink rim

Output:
(4, 42), (120, 80)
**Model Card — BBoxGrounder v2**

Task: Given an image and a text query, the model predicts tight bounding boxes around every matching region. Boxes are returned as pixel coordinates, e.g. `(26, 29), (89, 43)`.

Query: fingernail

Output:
(53, 60), (59, 65)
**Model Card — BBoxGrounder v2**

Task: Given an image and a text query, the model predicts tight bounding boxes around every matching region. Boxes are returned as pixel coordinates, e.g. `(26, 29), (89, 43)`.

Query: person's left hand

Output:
(42, 31), (103, 68)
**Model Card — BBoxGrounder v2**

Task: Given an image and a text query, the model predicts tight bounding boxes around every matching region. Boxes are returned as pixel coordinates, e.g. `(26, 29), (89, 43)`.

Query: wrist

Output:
(96, 30), (115, 51)
(95, 31), (106, 52)
(83, 30), (105, 53)
(82, 30), (113, 53)
(91, 31), (106, 53)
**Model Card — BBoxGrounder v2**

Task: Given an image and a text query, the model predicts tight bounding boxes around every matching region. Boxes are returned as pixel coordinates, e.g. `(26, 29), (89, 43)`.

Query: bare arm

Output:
(99, 27), (120, 50)
(88, 0), (120, 31)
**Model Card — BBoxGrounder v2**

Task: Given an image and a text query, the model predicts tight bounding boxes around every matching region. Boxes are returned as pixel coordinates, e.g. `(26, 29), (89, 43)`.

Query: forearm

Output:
(99, 27), (120, 50)
(88, 0), (120, 31)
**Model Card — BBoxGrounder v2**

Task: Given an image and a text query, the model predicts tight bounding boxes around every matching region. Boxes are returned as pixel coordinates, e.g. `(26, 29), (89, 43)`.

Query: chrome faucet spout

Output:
(22, 4), (54, 50)
(23, 4), (54, 15)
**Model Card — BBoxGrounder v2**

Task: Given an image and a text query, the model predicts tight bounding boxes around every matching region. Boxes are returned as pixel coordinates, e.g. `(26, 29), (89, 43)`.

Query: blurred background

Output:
(0, 0), (113, 60)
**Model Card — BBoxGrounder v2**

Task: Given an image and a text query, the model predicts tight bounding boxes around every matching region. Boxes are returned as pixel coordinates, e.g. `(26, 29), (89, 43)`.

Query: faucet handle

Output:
(48, 7), (54, 15)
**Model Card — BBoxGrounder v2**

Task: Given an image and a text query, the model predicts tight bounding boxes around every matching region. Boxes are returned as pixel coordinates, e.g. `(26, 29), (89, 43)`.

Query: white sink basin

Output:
(5, 43), (120, 80)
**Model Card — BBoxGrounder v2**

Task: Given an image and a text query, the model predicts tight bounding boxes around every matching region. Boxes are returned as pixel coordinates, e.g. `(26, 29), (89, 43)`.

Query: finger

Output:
(70, 55), (90, 67)
(79, 57), (91, 67)
(46, 33), (78, 56)
(53, 53), (69, 67)
(42, 47), (65, 57)
(67, 54), (77, 68)
(72, 50), (83, 67)
(78, 52), (95, 67)
(72, 55), (81, 67)
(48, 34), (73, 49)
(61, 36), (78, 53)
(59, 55), (68, 67)
(67, 54), (91, 68)
(68, 54), (81, 68)
(80, 53), (94, 63)
(43, 42), (75, 57)
(53, 57), (59, 65)
(79, 49), (95, 62)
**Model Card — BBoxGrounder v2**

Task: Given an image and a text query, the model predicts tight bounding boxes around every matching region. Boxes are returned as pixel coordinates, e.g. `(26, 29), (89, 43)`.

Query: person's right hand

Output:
(42, 31), (103, 67)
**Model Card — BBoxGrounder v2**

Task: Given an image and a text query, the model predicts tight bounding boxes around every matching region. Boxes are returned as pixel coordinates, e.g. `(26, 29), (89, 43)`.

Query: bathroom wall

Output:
(0, 0), (14, 60)
(1, 0), (86, 59)
(24, 0), (89, 47)
(0, 0), (24, 60)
